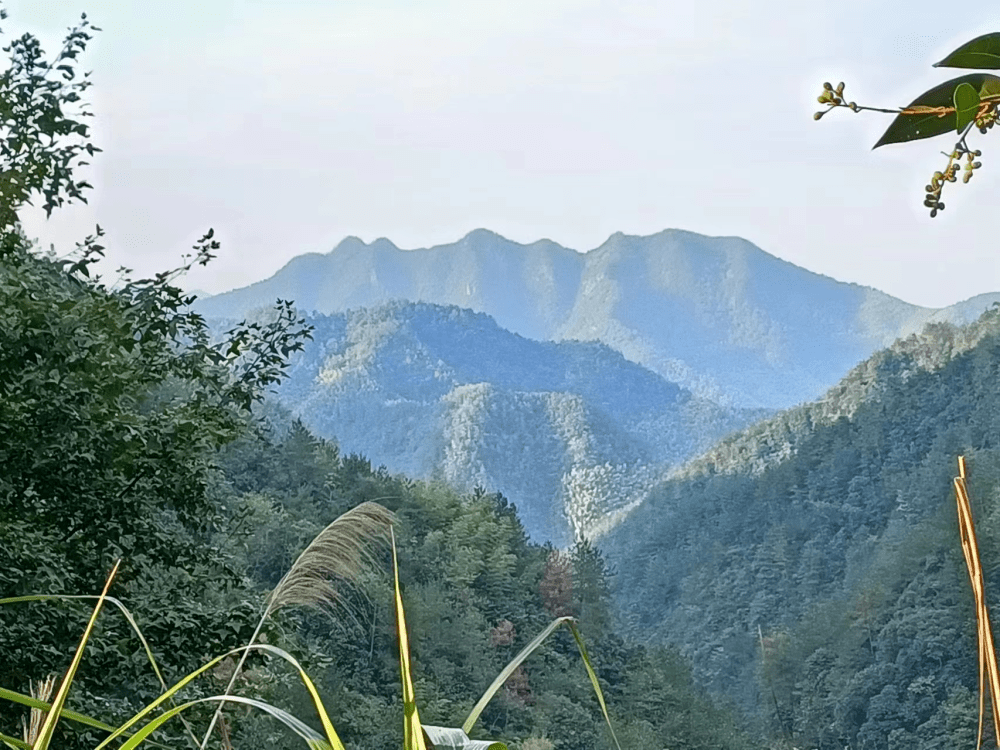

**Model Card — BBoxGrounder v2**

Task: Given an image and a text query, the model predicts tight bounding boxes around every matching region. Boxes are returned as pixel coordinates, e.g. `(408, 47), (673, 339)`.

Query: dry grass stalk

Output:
(21, 675), (57, 745)
(954, 456), (1000, 750)
(200, 501), (396, 749)
(267, 501), (396, 616)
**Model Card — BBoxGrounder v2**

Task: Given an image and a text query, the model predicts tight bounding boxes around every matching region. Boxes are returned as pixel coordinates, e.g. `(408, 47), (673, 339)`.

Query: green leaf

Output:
(954, 82), (981, 132)
(94, 642), (343, 750)
(0, 687), (116, 734)
(567, 621), (622, 750)
(1, 594), (172, 696)
(873, 74), (1000, 148)
(31, 560), (120, 750)
(934, 32), (1000, 69)
(464, 617), (574, 735)
(113, 695), (332, 750)
(0, 732), (28, 750)
(983, 77), (1000, 99)
(422, 726), (506, 750)
(0, 688), (173, 750)
(462, 617), (621, 750)
(392, 530), (428, 750)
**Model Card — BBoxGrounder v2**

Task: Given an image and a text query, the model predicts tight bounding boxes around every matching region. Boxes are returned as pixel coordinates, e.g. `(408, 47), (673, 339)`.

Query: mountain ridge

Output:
(195, 228), (1000, 409)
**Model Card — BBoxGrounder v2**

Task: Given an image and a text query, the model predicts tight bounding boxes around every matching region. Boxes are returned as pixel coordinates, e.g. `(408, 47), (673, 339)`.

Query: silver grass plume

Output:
(200, 501), (396, 749)
(266, 501), (396, 616)
(21, 675), (56, 746)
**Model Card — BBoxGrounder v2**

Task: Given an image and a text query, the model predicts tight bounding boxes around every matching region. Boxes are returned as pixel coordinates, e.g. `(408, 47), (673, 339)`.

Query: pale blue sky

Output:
(10, 0), (1000, 307)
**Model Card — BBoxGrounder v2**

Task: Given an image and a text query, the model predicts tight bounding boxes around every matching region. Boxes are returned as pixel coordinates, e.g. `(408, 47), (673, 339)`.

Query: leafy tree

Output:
(815, 33), (1000, 216)
(0, 5), (312, 744)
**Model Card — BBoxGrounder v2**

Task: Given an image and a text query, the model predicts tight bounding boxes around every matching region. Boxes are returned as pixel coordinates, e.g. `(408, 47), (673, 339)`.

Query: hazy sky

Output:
(10, 1), (1000, 308)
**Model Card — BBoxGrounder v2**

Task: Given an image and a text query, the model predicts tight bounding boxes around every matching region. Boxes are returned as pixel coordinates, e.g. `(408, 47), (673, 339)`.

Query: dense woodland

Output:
(604, 310), (1000, 749)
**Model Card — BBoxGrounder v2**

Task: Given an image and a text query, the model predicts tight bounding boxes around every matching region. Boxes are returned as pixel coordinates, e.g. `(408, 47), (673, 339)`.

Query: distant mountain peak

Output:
(462, 228), (505, 243)
(330, 235), (368, 253)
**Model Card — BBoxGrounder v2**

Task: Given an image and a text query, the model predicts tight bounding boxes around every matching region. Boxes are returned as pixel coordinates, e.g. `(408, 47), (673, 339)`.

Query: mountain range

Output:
(195, 228), (1000, 409)
(195, 226), (1000, 744)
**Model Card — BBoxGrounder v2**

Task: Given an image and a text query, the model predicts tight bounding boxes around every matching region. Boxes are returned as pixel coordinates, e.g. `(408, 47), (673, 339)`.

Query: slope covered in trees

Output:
(206, 411), (759, 750)
(214, 301), (764, 545)
(601, 308), (1000, 748)
(0, 9), (757, 749)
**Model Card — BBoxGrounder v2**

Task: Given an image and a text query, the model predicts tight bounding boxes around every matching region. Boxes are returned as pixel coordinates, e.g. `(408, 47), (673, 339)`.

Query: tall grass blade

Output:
(0, 688), (171, 749)
(954, 456), (1000, 750)
(2, 732), (29, 750)
(0, 593), (199, 746)
(95, 643), (344, 750)
(0, 595), (166, 690)
(30, 559), (120, 750)
(113, 695), (332, 750)
(200, 501), (394, 749)
(463, 617), (573, 734)
(461, 617), (621, 750)
(566, 621), (622, 750)
(392, 528), (428, 750)
(421, 725), (507, 750)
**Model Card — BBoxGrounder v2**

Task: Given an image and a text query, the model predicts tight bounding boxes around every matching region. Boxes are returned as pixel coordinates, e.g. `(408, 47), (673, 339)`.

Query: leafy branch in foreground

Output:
(815, 33), (1000, 216)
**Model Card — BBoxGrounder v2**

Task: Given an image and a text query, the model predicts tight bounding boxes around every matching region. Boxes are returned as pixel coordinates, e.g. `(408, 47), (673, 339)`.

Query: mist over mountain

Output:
(599, 308), (1000, 744)
(228, 301), (764, 545)
(195, 228), (1000, 409)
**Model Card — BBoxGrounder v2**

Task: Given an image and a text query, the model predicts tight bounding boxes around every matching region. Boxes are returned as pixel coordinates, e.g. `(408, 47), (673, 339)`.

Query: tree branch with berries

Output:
(816, 33), (1000, 217)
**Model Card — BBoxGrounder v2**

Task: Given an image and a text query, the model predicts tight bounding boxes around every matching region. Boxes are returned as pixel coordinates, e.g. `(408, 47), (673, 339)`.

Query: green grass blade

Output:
(32, 560), (120, 750)
(462, 617), (621, 750)
(93, 650), (236, 749)
(114, 695), (331, 750)
(0, 732), (28, 750)
(0, 592), (200, 747)
(567, 621), (622, 750)
(392, 529), (428, 750)
(0, 687), (116, 733)
(95, 642), (344, 750)
(0, 595), (169, 692)
(243, 644), (346, 750)
(0, 687), (174, 750)
(462, 617), (574, 734)
(421, 725), (507, 750)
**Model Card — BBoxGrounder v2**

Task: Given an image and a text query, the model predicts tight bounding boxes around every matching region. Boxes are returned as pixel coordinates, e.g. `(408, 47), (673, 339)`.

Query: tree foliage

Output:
(0, 6), (311, 745)
(211, 417), (758, 750)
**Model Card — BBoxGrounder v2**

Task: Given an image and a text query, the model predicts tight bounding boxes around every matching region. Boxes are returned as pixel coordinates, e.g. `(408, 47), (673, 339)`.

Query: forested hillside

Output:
(211, 301), (764, 545)
(602, 308), (1000, 748)
(204, 410), (759, 750)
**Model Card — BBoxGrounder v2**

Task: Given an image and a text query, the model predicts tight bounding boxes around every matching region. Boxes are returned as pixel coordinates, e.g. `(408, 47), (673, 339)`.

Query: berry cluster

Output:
(924, 148), (982, 217)
(814, 82), (858, 120)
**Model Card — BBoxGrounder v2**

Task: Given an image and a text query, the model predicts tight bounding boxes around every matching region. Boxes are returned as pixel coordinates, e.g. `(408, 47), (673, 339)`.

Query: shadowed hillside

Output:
(214, 301), (766, 545)
(599, 307), (1000, 747)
